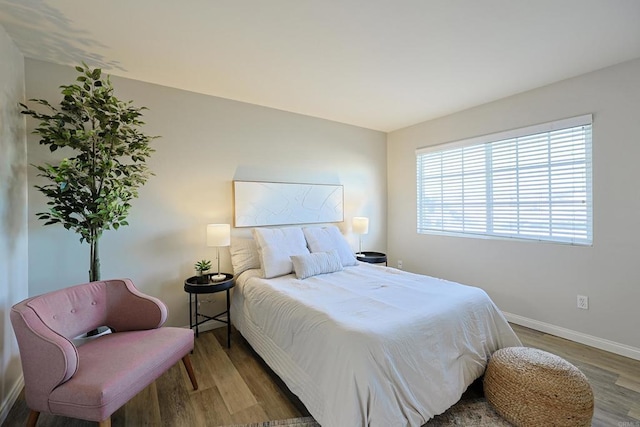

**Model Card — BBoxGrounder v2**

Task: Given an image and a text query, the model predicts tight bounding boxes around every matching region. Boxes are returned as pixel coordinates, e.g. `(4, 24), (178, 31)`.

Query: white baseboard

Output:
(504, 312), (640, 361)
(0, 374), (24, 425)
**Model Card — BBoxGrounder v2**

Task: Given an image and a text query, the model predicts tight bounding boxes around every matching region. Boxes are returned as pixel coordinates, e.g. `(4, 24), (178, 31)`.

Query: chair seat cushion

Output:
(49, 327), (193, 422)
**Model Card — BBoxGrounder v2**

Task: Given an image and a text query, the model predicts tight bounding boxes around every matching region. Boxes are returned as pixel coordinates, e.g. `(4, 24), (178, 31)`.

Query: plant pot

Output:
(196, 271), (210, 284)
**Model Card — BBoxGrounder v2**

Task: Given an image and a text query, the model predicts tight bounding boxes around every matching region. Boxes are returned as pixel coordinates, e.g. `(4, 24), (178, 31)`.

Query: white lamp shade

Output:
(352, 217), (369, 235)
(207, 224), (231, 247)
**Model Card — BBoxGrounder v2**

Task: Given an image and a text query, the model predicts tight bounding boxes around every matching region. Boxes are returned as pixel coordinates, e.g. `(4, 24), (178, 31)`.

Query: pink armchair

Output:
(10, 278), (198, 427)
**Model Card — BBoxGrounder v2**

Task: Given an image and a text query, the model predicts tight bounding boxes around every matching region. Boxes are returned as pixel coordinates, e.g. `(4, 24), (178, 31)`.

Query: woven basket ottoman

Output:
(483, 347), (594, 427)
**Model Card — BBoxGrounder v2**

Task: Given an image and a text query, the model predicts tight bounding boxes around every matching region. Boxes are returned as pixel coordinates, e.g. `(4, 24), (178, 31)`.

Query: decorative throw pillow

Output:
(229, 237), (261, 276)
(303, 226), (358, 266)
(291, 250), (343, 280)
(252, 227), (310, 279)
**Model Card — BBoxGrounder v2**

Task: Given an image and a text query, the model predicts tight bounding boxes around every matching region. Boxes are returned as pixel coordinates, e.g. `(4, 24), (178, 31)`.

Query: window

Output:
(416, 115), (592, 245)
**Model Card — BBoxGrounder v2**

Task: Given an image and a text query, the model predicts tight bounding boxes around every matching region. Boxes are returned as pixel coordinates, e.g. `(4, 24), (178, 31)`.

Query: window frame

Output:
(416, 115), (593, 246)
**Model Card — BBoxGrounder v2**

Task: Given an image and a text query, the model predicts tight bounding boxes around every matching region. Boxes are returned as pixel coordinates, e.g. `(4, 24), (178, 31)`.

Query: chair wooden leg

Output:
(98, 416), (111, 427)
(26, 410), (40, 427)
(182, 354), (198, 390)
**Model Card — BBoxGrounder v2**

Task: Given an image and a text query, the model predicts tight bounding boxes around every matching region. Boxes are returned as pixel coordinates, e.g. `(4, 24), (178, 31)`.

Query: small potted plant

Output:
(194, 259), (212, 284)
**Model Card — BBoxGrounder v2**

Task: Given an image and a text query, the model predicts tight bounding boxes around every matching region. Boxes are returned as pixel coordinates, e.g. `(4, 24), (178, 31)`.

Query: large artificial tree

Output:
(21, 63), (156, 282)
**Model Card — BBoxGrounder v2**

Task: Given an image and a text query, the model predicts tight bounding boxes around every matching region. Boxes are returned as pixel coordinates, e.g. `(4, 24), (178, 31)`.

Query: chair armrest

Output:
(104, 279), (168, 332)
(10, 303), (78, 413)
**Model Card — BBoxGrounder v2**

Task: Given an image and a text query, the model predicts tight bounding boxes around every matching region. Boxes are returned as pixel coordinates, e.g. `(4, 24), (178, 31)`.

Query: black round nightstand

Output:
(184, 273), (234, 348)
(356, 251), (387, 265)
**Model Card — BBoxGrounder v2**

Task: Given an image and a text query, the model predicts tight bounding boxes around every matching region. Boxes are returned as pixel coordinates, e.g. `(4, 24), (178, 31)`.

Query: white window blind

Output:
(416, 115), (592, 245)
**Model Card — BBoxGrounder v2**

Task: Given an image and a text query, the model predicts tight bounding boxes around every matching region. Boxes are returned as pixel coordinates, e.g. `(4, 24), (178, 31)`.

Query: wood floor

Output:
(3, 324), (640, 426)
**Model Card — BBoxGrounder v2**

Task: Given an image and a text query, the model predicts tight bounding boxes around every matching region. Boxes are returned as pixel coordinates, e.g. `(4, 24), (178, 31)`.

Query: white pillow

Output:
(252, 227), (310, 279)
(291, 250), (343, 280)
(229, 237), (261, 276)
(303, 226), (358, 267)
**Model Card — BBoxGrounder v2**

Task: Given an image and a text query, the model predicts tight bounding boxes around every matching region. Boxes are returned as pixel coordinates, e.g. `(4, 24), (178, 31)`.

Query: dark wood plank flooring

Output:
(3, 324), (639, 426)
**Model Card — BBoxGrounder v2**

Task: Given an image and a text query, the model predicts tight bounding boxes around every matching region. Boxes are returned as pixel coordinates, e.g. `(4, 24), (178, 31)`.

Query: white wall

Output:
(388, 58), (640, 355)
(0, 24), (27, 422)
(25, 59), (387, 328)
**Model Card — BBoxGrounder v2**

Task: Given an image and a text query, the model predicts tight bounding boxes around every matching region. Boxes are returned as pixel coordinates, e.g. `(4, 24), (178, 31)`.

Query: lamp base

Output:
(210, 273), (226, 282)
(356, 252), (365, 258)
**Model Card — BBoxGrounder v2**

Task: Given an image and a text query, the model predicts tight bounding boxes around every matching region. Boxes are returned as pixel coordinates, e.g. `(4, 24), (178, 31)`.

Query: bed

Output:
(229, 226), (521, 427)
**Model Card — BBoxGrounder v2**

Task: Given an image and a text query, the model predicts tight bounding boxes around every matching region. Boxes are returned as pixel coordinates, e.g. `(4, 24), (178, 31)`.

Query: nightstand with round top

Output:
(356, 251), (387, 266)
(184, 273), (234, 348)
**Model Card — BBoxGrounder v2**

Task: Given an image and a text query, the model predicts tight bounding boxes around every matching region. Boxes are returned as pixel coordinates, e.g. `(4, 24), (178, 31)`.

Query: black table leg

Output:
(188, 292), (193, 330)
(226, 288), (231, 348)
(194, 293), (199, 337)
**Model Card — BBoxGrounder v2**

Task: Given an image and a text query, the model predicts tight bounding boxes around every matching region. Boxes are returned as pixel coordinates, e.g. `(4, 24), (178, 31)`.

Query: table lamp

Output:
(352, 217), (369, 258)
(207, 224), (231, 281)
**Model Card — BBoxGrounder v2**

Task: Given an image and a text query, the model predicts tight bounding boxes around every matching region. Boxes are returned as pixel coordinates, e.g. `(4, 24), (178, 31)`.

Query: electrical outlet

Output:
(577, 295), (589, 310)
(397, 260), (403, 269)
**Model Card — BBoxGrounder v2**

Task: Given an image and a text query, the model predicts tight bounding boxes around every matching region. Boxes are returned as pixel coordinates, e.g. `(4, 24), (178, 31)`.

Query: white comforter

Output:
(231, 263), (521, 427)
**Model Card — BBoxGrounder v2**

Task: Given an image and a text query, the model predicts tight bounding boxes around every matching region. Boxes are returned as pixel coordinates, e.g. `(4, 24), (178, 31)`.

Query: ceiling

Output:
(1, 0), (639, 132)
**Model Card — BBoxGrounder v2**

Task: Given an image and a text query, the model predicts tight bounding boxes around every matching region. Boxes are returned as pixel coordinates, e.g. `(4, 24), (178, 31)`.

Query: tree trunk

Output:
(89, 232), (101, 282)
(87, 234), (102, 337)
